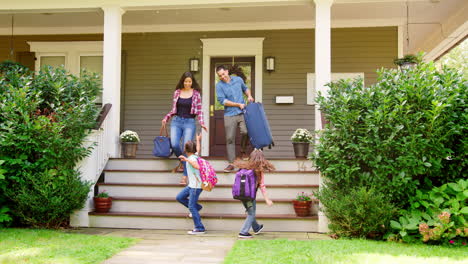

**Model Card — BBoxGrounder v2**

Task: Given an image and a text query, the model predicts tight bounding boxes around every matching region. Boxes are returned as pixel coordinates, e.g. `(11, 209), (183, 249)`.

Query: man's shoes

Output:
(224, 164), (235, 173)
(254, 224), (264, 235)
(187, 229), (205, 235)
(238, 233), (253, 238)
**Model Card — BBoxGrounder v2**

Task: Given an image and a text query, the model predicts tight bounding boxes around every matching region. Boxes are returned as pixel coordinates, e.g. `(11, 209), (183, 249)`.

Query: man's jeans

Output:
(170, 116), (196, 176)
(176, 186), (205, 231)
(240, 200), (261, 234)
(224, 114), (248, 163)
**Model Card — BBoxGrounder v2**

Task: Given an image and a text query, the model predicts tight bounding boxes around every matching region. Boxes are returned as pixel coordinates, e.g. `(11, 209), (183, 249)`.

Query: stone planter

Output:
(292, 142), (309, 158)
(121, 142), (138, 158)
(93, 197), (112, 213)
(293, 200), (312, 217)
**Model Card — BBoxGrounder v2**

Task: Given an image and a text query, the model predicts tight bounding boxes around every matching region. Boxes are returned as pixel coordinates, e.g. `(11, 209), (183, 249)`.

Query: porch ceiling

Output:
(0, 0), (466, 56)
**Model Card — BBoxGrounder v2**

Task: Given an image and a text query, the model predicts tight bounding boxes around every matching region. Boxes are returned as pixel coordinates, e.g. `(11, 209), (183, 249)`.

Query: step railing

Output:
(70, 103), (112, 227)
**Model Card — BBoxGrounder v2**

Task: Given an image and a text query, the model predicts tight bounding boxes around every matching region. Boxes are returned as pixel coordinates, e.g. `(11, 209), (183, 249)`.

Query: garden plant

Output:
(313, 57), (467, 239)
(0, 62), (101, 228)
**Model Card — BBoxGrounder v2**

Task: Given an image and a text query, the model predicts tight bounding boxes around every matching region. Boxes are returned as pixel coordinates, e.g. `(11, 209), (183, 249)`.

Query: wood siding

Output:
(0, 27), (398, 158)
(121, 27), (397, 158)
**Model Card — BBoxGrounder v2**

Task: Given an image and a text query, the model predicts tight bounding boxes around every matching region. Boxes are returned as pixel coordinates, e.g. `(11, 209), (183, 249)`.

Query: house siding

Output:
(121, 27), (397, 158)
(0, 27), (397, 159)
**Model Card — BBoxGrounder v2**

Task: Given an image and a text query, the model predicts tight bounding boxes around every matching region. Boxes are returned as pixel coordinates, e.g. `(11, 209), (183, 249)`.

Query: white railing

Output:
(70, 104), (112, 227)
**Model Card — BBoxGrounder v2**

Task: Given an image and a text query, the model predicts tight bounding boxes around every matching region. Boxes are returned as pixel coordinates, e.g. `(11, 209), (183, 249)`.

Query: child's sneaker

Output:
(254, 224), (264, 235)
(238, 233), (253, 238)
(187, 229), (205, 235)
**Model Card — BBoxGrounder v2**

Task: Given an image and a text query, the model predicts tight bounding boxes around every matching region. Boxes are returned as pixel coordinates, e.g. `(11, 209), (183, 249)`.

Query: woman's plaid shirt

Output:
(163, 89), (205, 126)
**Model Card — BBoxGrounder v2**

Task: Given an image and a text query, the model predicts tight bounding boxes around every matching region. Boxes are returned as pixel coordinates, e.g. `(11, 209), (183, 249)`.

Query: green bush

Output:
(315, 185), (397, 238)
(0, 160), (12, 227)
(387, 179), (468, 245)
(313, 60), (467, 207)
(0, 64), (100, 228)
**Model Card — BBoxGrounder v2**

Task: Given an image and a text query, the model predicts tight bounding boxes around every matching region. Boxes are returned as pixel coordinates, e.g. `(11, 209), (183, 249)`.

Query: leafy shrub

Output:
(313, 60), (467, 207)
(0, 64), (100, 228)
(0, 160), (12, 227)
(387, 179), (468, 245)
(315, 185), (397, 239)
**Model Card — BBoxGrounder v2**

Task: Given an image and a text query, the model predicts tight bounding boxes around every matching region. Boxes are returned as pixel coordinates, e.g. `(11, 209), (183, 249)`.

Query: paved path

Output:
(70, 228), (330, 264)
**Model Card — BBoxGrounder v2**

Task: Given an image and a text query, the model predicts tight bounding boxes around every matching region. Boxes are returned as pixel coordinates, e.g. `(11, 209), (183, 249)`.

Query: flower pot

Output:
(293, 200), (312, 217)
(93, 197), (112, 213)
(121, 142), (138, 158)
(292, 142), (309, 158)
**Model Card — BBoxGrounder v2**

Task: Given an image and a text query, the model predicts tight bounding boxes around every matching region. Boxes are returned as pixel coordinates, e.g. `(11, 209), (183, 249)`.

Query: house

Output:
(1, 0), (466, 232)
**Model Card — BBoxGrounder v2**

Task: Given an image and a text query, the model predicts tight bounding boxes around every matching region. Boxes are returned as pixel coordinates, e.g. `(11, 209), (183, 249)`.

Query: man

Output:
(216, 65), (254, 172)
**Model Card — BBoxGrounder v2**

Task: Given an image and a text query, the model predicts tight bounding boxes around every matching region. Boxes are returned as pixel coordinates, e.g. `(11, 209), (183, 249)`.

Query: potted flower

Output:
(291, 128), (314, 158)
(293, 192), (313, 217)
(393, 54), (419, 69)
(93, 190), (112, 213)
(120, 130), (140, 158)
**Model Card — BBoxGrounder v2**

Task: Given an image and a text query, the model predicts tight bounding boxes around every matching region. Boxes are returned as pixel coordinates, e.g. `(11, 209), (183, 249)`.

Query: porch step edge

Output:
(111, 196), (319, 203)
(97, 183), (319, 188)
(89, 211), (318, 220)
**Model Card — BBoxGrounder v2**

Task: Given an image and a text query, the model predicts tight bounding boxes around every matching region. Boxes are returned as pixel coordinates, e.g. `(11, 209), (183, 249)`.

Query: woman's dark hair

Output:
(184, 140), (197, 154)
(175, 71), (200, 92)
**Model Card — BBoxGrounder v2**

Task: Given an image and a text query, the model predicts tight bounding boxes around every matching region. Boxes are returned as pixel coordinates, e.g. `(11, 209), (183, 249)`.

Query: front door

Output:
(209, 57), (255, 157)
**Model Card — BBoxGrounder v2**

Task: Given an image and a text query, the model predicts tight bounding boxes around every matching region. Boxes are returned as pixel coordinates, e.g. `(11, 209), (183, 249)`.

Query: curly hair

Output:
(233, 149), (275, 180)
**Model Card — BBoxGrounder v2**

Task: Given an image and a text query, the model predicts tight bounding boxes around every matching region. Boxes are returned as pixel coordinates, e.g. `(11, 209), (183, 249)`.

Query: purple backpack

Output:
(232, 169), (257, 201)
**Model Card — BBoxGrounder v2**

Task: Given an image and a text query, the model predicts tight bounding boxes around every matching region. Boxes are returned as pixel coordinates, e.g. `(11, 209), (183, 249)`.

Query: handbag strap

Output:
(160, 124), (169, 137)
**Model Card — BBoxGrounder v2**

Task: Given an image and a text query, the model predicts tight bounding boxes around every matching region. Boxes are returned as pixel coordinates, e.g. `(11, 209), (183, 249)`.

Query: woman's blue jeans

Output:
(176, 186), (205, 231)
(240, 200), (261, 234)
(170, 116), (196, 176)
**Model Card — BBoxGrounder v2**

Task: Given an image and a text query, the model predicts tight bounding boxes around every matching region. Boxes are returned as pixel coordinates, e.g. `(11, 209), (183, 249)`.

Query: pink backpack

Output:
(197, 157), (218, 192)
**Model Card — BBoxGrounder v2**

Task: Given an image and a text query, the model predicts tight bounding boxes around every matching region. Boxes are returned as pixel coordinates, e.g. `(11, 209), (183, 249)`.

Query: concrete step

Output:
(110, 197), (319, 215)
(97, 183), (318, 200)
(104, 170), (319, 185)
(106, 158), (316, 172)
(89, 212), (318, 232)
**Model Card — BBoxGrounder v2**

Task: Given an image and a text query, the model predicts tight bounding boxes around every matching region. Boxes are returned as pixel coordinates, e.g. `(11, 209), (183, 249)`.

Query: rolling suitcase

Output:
(243, 102), (274, 149)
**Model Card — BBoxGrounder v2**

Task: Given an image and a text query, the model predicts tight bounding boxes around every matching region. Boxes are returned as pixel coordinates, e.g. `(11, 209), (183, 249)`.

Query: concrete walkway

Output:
(69, 228), (331, 264)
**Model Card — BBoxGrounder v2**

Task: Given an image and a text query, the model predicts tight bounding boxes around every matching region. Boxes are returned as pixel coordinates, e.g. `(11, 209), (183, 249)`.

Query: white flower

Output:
(291, 128), (314, 143)
(120, 130), (140, 143)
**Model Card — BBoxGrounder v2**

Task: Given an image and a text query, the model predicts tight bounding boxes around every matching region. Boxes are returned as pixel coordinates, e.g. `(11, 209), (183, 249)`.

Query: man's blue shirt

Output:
(216, 76), (248, 116)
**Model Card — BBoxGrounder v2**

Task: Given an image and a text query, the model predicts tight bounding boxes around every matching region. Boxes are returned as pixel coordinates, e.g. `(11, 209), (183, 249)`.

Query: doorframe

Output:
(200, 37), (264, 156)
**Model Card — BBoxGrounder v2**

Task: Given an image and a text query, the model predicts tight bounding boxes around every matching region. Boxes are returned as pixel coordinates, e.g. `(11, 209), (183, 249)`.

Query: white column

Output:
(102, 5), (125, 158)
(314, 0), (333, 234)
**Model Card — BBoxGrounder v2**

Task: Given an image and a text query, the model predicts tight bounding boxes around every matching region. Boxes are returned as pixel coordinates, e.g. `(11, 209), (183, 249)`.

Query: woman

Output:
(162, 72), (207, 184)
(233, 149), (275, 238)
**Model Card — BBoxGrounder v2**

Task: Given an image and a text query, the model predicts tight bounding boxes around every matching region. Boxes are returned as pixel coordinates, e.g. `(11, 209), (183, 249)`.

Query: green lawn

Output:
(0, 228), (137, 264)
(224, 239), (468, 264)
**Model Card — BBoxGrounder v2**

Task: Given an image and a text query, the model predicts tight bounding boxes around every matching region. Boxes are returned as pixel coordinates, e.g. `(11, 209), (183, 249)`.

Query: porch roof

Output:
(0, 0), (466, 59)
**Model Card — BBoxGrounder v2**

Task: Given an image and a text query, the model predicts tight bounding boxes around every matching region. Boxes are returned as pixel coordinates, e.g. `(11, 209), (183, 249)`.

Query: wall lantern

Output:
(189, 58), (199, 72)
(265, 56), (275, 72)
